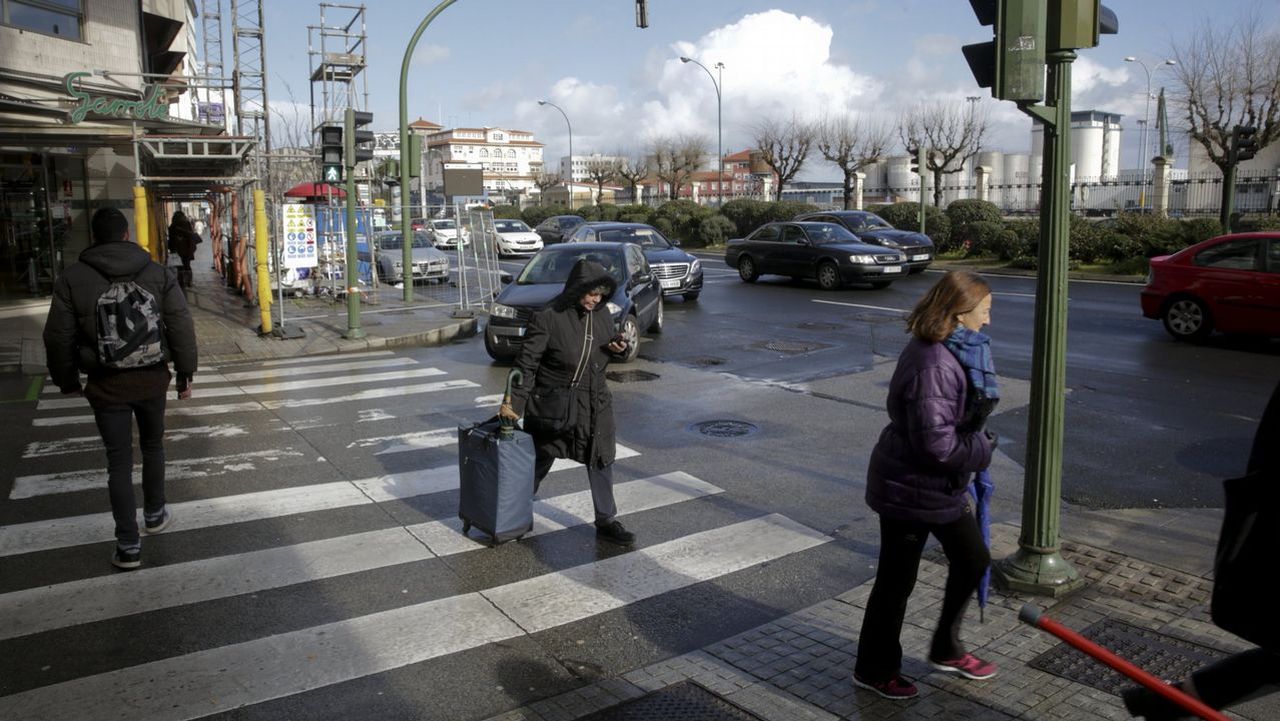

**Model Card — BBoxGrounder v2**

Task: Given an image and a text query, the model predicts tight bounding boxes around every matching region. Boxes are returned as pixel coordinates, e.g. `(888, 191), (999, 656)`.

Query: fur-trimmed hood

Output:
(552, 259), (617, 311)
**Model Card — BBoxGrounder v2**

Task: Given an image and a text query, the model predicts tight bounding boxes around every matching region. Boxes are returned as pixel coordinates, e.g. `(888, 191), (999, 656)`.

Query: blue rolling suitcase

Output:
(457, 371), (535, 545)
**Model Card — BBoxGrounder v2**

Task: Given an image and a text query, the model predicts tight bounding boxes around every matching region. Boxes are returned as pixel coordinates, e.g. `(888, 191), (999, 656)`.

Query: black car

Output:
(565, 222), (704, 302)
(484, 242), (663, 363)
(533, 215), (585, 245)
(795, 210), (934, 273)
(724, 221), (907, 290)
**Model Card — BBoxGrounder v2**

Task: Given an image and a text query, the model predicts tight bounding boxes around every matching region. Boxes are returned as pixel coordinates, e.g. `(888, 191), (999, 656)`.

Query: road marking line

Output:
(0, 473), (720, 642)
(22, 424), (255, 459)
(0, 444), (641, 555)
(32, 402), (268, 428)
(248, 349), (395, 367)
(217, 357), (416, 381)
(811, 299), (909, 313)
(258, 378), (479, 410)
(0, 515), (826, 721)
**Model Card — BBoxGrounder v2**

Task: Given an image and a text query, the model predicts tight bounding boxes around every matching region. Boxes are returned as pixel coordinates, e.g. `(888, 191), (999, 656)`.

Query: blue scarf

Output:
(943, 327), (999, 401)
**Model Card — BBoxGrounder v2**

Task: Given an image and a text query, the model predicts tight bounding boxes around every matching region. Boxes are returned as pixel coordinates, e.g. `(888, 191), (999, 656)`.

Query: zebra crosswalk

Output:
(0, 350), (832, 720)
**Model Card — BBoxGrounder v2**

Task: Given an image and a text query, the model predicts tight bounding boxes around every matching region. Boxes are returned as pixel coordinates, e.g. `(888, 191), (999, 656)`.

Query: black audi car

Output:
(795, 210), (934, 273)
(565, 222), (704, 301)
(724, 221), (907, 290)
(484, 242), (663, 363)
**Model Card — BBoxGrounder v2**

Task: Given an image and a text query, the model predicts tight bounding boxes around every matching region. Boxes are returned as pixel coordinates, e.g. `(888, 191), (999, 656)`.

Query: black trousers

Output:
(855, 508), (991, 682)
(92, 394), (167, 548)
(1189, 648), (1280, 710)
(534, 451), (617, 524)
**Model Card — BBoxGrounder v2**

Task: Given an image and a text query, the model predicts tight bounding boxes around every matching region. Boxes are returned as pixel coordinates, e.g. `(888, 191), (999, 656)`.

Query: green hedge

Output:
(719, 199), (773, 237)
(696, 215), (738, 247)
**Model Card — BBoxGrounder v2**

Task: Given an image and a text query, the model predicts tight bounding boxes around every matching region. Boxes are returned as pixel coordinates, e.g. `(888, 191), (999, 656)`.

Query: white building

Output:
(1031, 110), (1124, 180)
(559, 153), (624, 184)
(425, 126), (544, 201)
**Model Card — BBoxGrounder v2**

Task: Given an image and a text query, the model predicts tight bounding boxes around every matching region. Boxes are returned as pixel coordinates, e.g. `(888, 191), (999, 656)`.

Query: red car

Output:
(1140, 232), (1280, 341)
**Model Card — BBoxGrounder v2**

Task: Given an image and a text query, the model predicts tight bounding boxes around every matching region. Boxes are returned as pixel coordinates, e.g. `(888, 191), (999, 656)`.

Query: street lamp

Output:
(1124, 56), (1176, 207)
(538, 99), (573, 209)
(680, 56), (724, 205)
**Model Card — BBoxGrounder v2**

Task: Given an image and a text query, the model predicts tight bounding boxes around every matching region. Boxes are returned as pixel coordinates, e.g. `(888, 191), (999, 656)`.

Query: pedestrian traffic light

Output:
(344, 109), (375, 167)
(1231, 125), (1258, 163)
(320, 124), (343, 183)
(1047, 0), (1119, 51)
(407, 134), (422, 178)
(962, 0), (1046, 102)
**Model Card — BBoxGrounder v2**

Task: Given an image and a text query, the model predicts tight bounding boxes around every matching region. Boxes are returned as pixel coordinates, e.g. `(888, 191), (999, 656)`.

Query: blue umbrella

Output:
(969, 468), (994, 622)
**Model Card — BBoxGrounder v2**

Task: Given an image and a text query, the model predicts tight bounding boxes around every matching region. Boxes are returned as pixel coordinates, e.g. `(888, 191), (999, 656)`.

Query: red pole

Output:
(1018, 605), (1229, 721)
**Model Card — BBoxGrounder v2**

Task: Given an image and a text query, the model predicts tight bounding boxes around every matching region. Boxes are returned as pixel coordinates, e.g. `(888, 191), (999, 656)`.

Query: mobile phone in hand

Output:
(609, 333), (625, 346)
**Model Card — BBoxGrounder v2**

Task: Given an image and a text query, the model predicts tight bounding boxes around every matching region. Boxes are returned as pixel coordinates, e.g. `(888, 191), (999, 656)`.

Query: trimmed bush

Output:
(946, 199), (1003, 253)
(491, 204), (522, 219)
(576, 205), (602, 221)
(962, 221), (1005, 257)
(1238, 215), (1280, 232)
(597, 204), (623, 222)
(1096, 231), (1143, 262)
(616, 204), (653, 223)
(1110, 213), (1182, 257)
(719, 198), (773, 237)
(764, 200), (820, 223)
(1004, 218), (1040, 258)
(986, 229), (1025, 261)
(1068, 214), (1106, 263)
(651, 217), (675, 238)
(653, 199), (712, 243)
(620, 213), (650, 224)
(521, 204), (572, 228)
(696, 214), (738, 247)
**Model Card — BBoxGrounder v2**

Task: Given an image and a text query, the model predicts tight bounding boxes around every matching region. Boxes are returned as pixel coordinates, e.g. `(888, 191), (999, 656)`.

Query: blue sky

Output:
(258, 0), (1278, 178)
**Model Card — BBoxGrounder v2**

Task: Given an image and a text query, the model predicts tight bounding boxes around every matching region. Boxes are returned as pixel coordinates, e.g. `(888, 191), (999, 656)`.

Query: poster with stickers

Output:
(280, 204), (318, 269)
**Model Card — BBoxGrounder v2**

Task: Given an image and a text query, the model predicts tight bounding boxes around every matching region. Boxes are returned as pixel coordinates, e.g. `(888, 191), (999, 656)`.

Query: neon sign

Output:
(64, 72), (169, 124)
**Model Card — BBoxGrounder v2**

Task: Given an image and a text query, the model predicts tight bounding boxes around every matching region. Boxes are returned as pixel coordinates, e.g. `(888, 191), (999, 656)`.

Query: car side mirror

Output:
(632, 271), (652, 286)
(500, 272), (513, 285)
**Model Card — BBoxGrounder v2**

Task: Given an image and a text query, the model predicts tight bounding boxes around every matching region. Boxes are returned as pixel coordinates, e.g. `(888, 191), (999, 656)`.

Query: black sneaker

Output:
(595, 520), (636, 546)
(111, 546), (141, 570)
(1121, 683), (1192, 720)
(144, 508), (172, 535)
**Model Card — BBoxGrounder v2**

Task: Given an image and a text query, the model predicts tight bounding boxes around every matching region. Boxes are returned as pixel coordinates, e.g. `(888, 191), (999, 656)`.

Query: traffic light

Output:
(344, 109), (375, 167)
(1231, 125), (1258, 163)
(962, 0), (1046, 102)
(320, 124), (343, 183)
(407, 134), (422, 178)
(908, 147), (920, 175)
(1048, 0), (1119, 51)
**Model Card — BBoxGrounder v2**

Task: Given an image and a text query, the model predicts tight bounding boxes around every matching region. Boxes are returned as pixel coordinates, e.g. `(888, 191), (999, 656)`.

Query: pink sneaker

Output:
(853, 672), (919, 700)
(929, 653), (998, 680)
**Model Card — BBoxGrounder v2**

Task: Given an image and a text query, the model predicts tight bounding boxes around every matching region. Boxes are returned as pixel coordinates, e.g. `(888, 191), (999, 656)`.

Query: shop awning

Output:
(284, 182), (346, 199)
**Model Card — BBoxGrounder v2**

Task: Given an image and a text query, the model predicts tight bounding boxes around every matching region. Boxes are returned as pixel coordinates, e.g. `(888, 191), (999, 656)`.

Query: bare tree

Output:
(753, 114), (817, 202)
(1170, 11), (1280, 175)
(898, 101), (988, 207)
(816, 115), (893, 210)
(583, 156), (621, 205)
(613, 151), (649, 204)
(650, 134), (709, 200)
(532, 169), (563, 206)
(265, 79), (317, 200)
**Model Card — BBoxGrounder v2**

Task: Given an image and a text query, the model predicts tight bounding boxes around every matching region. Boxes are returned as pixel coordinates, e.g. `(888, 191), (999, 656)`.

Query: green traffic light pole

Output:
(343, 107), (365, 339)
(399, 0), (458, 303)
(993, 48), (1084, 596)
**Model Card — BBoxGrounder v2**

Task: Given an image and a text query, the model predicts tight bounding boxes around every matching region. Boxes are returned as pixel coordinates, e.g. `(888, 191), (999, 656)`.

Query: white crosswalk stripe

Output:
(0, 351), (830, 720)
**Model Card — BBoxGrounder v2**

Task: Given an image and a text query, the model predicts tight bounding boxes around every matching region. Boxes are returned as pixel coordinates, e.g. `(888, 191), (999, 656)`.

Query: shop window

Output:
(3, 0), (83, 40)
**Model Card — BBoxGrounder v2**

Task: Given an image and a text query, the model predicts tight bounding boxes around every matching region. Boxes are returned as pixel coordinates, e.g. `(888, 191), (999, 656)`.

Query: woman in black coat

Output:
(501, 258), (635, 546)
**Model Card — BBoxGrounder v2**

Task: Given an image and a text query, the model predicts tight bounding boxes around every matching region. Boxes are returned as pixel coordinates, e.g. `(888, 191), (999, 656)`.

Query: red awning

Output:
(283, 182), (346, 199)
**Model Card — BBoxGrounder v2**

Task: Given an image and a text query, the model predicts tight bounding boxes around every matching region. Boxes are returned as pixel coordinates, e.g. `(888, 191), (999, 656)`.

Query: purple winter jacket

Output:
(865, 336), (994, 524)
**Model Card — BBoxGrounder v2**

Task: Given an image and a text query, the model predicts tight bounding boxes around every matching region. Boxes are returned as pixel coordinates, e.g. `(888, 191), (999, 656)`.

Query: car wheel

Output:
(737, 256), (758, 283)
(869, 280), (893, 290)
(649, 297), (664, 334)
(619, 314), (640, 362)
(683, 291), (700, 302)
(1162, 296), (1212, 342)
(816, 261), (841, 290)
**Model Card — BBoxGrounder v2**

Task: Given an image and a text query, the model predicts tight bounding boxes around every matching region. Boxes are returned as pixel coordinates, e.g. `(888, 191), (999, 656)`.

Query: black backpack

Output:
(91, 266), (165, 369)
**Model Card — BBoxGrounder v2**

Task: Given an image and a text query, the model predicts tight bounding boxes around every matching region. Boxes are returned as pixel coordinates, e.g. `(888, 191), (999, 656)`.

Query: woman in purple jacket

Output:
(853, 270), (999, 700)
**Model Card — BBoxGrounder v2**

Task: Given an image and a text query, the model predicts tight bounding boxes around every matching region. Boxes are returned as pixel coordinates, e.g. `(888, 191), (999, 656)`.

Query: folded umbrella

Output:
(969, 468), (994, 622)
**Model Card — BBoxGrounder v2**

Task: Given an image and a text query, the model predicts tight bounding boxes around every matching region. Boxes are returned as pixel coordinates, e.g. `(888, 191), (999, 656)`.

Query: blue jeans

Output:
(92, 394), (167, 548)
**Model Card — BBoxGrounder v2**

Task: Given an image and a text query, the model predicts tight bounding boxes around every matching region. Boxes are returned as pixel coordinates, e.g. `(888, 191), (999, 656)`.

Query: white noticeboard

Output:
(281, 204), (318, 269)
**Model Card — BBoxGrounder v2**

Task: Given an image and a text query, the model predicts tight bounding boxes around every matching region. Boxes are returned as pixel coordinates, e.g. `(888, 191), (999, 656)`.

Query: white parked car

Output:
(429, 218), (468, 249)
(492, 219), (544, 257)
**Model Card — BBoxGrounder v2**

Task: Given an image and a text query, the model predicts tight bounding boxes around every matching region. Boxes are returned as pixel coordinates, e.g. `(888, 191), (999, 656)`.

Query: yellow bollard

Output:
(254, 190), (273, 334)
(132, 186), (150, 255)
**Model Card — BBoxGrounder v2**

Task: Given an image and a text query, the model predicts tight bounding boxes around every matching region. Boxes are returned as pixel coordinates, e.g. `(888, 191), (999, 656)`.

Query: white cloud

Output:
(412, 45), (450, 67)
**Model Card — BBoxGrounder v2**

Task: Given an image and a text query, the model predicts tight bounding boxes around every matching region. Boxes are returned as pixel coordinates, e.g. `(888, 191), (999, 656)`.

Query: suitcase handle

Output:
(500, 369), (523, 438)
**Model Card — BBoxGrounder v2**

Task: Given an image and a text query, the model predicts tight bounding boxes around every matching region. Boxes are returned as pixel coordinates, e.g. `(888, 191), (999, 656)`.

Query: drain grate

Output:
(691, 420), (759, 438)
(793, 321), (844, 331)
(606, 369), (660, 383)
(750, 339), (831, 355)
(579, 681), (763, 721)
(1029, 618), (1226, 696)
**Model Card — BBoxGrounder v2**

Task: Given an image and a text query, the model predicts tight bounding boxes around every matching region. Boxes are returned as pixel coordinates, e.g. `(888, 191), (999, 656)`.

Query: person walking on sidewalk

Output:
(43, 207), (198, 570)
(854, 270), (1000, 700)
(499, 258), (635, 546)
(167, 210), (199, 289)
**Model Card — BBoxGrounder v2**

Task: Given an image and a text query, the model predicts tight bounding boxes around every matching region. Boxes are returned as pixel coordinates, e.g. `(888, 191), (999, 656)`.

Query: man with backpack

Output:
(43, 207), (198, 570)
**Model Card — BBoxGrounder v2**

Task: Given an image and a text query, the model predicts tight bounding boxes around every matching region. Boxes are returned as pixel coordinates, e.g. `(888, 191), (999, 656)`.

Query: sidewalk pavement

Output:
(3, 253), (1270, 721)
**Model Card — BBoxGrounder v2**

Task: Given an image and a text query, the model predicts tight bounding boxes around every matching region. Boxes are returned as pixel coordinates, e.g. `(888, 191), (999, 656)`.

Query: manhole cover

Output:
(794, 321), (844, 331)
(750, 339), (831, 355)
(691, 420), (759, 438)
(579, 681), (763, 721)
(688, 356), (726, 367)
(606, 369), (660, 383)
(1029, 618), (1226, 696)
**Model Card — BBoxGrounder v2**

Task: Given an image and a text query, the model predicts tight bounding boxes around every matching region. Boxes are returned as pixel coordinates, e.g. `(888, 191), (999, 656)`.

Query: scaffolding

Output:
(307, 3), (369, 295)
(200, 0), (227, 128)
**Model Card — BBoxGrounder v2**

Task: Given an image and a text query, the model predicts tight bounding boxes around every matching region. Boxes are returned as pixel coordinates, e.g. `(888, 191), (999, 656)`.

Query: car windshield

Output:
(805, 224), (861, 244)
(432, 220), (456, 230)
(596, 226), (671, 249)
(859, 213), (893, 230)
(494, 219), (530, 232)
(517, 249), (626, 286)
(562, 217), (584, 228)
(378, 232), (432, 250)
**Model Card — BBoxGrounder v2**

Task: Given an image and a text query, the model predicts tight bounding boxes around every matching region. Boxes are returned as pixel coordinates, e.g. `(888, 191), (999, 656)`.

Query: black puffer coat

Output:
(512, 259), (621, 467)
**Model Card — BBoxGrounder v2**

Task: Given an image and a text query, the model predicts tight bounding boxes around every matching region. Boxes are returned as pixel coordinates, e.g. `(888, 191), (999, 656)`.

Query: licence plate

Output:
(911, 254), (930, 261)
(660, 278), (681, 289)
(882, 266), (903, 274)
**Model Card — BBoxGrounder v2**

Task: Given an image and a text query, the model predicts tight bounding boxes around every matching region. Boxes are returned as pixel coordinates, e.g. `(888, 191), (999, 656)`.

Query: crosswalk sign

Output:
(323, 165), (342, 183)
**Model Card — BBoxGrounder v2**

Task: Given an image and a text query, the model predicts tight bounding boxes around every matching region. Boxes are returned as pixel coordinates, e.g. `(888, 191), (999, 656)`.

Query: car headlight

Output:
(849, 254), (876, 264)
(491, 303), (517, 319)
(690, 259), (701, 274)
(606, 301), (622, 317)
